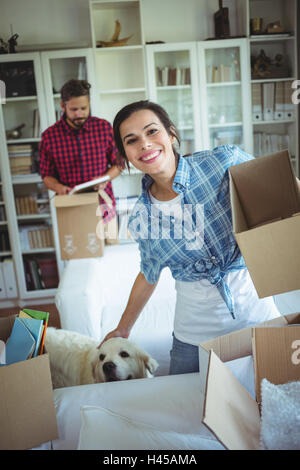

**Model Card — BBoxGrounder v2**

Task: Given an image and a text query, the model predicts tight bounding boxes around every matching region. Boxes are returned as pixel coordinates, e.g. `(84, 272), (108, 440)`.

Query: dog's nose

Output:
(103, 361), (116, 374)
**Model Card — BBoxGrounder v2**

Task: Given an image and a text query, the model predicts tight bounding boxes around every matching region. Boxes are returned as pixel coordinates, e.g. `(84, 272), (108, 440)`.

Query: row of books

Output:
(15, 196), (39, 215)
(1, 310), (49, 366)
(24, 256), (59, 291)
(253, 132), (290, 157)
(8, 144), (33, 175)
(252, 81), (295, 121)
(156, 66), (191, 86)
(206, 63), (240, 83)
(0, 229), (10, 252)
(19, 224), (54, 250)
(0, 258), (17, 299)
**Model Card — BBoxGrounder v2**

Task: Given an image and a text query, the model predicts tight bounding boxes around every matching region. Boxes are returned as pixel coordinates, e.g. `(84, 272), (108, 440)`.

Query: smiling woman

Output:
(100, 100), (281, 376)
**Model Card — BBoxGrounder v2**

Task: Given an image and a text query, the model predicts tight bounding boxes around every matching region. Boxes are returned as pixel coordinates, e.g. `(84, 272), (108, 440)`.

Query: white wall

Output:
(0, 0), (241, 48)
(0, 0), (92, 47)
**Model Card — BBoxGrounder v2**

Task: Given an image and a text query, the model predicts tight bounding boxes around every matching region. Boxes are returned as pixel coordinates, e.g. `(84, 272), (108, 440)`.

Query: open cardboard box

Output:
(229, 150), (300, 298)
(198, 312), (300, 450)
(0, 316), (58, 450)
(54, 192), (105, 260)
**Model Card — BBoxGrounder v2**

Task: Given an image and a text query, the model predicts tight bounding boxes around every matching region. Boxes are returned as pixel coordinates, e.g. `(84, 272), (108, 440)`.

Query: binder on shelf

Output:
(1, 259), (18, 299)
(251, 83), (263, 121)
(0, 263), (7, 299)
(283, 80), (295, 120)
(274, 81), (285, 120)
(262, 82), (275, 121)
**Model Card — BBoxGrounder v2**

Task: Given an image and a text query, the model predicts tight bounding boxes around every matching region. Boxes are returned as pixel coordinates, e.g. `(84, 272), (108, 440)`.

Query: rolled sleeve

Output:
(217, 144), (254, 171)
(138, 239), (164, 285)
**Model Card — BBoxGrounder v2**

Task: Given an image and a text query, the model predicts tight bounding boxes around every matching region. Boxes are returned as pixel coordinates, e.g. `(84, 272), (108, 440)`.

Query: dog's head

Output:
(92, 337), (158, 383)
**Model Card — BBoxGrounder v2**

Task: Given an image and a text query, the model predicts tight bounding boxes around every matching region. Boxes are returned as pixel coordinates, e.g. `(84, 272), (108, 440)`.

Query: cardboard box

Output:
(0, 316), (58, 450)
(54, 192), (105, 260)
(229, 150), (300, 298)
(198, 312), (300, 450)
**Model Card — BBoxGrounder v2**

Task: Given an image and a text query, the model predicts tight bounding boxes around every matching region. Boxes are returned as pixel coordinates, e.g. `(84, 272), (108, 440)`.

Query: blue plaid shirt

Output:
(128, 145), (254, 318)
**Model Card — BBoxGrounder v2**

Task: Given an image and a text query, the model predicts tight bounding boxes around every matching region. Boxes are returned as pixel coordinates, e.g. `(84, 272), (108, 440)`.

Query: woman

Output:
(101, 100), (281, 375)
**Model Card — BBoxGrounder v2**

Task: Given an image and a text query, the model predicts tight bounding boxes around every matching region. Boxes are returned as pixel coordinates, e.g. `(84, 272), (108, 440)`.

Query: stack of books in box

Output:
(1, 309), (49, 366)
(8, 144), (32, 175)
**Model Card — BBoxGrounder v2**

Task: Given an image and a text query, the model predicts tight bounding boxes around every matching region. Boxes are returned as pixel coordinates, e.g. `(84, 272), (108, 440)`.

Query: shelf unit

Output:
(246, 0), (298, 175)
(0, 52), (60, 301)
(197, 38), (252, 153)
(89, 0), (145, 200)
(146, 42), (202, 154)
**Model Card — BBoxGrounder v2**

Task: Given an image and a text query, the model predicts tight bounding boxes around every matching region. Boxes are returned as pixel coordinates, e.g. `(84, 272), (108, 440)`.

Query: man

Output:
(39, 79), (121, 242)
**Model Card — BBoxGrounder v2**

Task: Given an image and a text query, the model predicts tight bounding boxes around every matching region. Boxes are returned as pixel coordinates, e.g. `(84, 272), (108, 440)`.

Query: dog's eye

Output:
(99, 354), (105, 361)
(120, 351), (130, 358)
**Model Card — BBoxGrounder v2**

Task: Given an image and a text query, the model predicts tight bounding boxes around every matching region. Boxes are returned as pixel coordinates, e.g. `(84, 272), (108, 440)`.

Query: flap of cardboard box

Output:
(229, 151), (300, 232)
(200, 313), (292, 363)
(202, 350), (261, 450)
(0, 354), (58, 449)
(54, 192), (99, 209)
(253, 326), (300, 404)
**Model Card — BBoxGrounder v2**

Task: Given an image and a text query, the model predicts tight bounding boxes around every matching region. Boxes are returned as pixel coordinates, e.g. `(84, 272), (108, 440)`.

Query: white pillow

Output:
(77, 406), (224, 450)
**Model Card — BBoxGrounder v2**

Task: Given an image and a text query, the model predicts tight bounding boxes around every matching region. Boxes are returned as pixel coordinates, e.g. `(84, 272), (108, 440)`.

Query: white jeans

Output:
(174, 268), (280, 346)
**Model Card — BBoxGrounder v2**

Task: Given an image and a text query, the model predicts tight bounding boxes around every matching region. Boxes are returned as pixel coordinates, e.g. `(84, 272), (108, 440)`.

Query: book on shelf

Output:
(283, 80), (295, 120)
(156, 66), (191, 86)
(32, 109), (40, 138)
(0, 230), (10, 252)
(15, 196), (39, 215)
(1, 259), (18, 299)
(19, 224), (54, 250)
(274, 81), (285, 120)
(254, 131), (290, 157)
(262, 82), (275, 121)
(0, 206), (6, 221)
(69, 174), (110, 195)
(251, 83), (263, 121)
(24, 257), (59, 291)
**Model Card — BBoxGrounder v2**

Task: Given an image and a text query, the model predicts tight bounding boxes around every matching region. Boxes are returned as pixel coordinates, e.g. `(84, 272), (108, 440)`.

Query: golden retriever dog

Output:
(45, 327), (158, 389)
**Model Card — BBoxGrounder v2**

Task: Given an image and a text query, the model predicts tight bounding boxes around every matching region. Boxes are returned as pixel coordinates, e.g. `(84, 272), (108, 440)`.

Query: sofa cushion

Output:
(77, 405), (224, 450)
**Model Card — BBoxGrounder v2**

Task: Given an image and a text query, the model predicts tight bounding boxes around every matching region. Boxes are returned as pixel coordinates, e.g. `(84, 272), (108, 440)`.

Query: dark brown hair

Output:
(113, 100), (181, 170)
(60, 79), (91, 102)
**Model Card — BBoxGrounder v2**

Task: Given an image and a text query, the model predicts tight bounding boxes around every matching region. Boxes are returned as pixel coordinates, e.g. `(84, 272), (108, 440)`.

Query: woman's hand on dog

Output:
(97, 326), (130, 349)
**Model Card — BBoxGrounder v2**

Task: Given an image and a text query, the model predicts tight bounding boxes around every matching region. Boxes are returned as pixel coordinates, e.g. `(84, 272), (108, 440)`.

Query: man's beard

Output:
(69, 116), (88, 128)
(66, 112), (91, 129)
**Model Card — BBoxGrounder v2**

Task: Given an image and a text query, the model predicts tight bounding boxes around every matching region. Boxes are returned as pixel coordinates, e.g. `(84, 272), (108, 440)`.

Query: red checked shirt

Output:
(39, 115), (118, 223)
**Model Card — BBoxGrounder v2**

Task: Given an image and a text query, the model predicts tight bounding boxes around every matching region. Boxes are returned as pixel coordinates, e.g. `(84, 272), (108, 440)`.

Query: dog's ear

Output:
(144, 355), (159, 375)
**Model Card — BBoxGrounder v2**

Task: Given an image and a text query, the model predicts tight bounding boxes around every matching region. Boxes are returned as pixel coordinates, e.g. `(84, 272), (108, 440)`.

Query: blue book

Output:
(19, 318), (44, 358)
(5, 318), (36, 365)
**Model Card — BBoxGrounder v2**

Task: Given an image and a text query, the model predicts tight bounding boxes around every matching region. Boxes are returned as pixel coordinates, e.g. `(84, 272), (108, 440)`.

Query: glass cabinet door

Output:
(41, 49), (99, 128)
(146, 43), (202, 155)
(198, 39), (252, 153)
